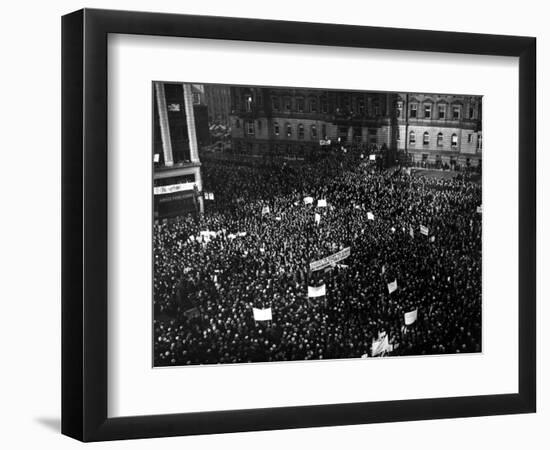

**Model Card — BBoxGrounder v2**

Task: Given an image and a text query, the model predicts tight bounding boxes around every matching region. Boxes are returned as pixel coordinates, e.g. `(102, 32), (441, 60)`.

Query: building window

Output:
(469, 107), (475, 119)
(424, 104), (432, 119)
(478, 135), (482, 150)
(311, 125), (317, 138)
(437, 132), (443, 146)
(409, 130), (416, 145)
(245, 94), (253, 112)
(374, 103), (380, 116)
(309, 98), (317, 112)
(467, 133), (473, 143)
(452, 105), (461, 119)
(451, 133), (458, 148)
(284, 97), (292, 111)
(192, 93), (201, 104)
(247, 120), (255, 135)
(423, 131), (429, 145)
(272, 96), (280, 111)
(274, 122), (280, 136)
(410, 104), (418, 118)
(257, 120), (262, 132)
(343, 96), (350, 111)
(438, 104), (446, 119)
(396, 101), (403, 118)
(296, 98), (305, 112)
(298, 124), (305, 139)
(321, 98), (328, 113)
(235, 119), (240, 129)
(321, 124), (327, 138)
(286, 123), (292, 137)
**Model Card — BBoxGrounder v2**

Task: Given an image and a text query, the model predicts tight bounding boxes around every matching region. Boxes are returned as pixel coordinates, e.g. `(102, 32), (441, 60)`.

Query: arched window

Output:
(298, 124), (305, 139)
(235, 119), (240, 129)
(409, 130), (416, 145)
(286, 123), (292, 137)
(311, 125), (317, 138)
(451, 133), (458, 148)
(423, 131), (429, 145)
(273, 122), (280, 136)
(437, 132), (443, 146)
(272, 96), (280, 111)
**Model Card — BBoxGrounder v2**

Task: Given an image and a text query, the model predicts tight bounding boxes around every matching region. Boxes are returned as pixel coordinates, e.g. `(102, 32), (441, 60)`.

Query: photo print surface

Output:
(152, 82), (482, 367)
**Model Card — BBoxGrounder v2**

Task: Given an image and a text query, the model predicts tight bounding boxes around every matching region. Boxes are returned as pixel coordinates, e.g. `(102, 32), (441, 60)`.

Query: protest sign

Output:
(404, 309), (418, 325)
(371, 334), (393, 357)
(252, 307), (272, 321)
(308, 284), (326, 298)
(310, 247), (351, 271)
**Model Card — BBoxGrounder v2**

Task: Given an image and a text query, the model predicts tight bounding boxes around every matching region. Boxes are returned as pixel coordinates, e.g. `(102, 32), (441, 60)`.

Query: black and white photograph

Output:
(153, 83), (483, 367)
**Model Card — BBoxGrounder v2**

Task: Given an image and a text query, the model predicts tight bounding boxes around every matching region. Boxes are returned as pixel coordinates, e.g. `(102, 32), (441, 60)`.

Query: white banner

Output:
(153, 153), (160, 163)
(252, 307), (272, 321)
(261, 206), (270, 215)
(304, 196), (314, 205)
(153, 182), (196, 195)
(317, 199), (327, 207)
(367, 212), (375, 221)
(387, 279), (398, 294)
(404, 309), (418, 325)
(314, 213), (321, 225)
(369, 154), (376, 161)
(420, 225), (429, 236)
(319, 139), (331, 146)
(310, 247), (351, 271)
(308, 284), (326, 298)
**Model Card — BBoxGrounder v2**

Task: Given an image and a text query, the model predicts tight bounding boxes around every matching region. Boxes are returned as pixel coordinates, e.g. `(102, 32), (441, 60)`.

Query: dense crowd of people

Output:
(153, 152), (482, 366)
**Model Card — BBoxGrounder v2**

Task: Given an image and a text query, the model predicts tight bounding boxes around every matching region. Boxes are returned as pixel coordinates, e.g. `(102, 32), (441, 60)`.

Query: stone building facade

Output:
(396, 92), (482, 168)
(229, 87), (482, 168)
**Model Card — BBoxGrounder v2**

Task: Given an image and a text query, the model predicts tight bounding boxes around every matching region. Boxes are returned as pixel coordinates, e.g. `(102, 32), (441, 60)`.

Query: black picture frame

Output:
(62, 8), (536, 442)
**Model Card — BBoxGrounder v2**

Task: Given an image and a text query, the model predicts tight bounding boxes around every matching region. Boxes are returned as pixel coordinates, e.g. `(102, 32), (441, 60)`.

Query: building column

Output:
(182, 83), (200, 163)
(182, 83), (203, 213)
(154, 82), (174, 166)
